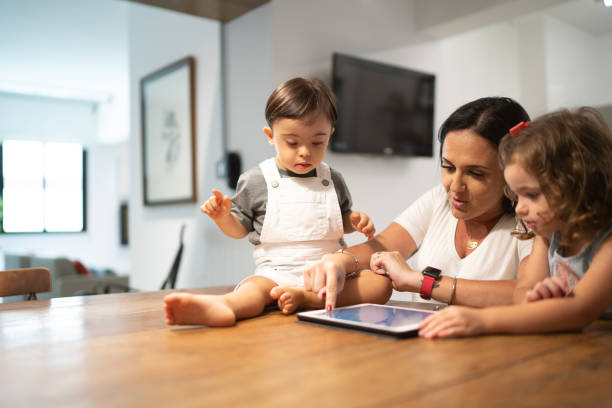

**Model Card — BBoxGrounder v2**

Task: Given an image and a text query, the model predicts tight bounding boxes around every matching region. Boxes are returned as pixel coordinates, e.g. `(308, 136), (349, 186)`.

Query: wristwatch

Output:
(419, 266), (442, 300)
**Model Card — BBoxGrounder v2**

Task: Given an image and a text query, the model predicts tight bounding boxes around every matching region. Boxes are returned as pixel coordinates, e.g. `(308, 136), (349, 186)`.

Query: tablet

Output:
(296, 303), (434, 337)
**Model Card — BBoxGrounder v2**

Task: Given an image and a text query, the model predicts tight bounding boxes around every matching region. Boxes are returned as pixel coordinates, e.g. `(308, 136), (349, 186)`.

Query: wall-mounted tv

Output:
(331, 53), (435, 157)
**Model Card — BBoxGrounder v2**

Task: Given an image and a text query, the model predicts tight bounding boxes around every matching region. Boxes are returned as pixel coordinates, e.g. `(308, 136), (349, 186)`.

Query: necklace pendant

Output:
(467, 240), (479, 250)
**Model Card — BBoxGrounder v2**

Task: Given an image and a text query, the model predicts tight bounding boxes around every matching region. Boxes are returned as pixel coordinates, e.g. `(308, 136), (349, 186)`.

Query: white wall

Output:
(225, 5), (276, 172)
(0, 0), (130, 144)
(545, 17), (612, 110)
(127, 3), (229, 290)
(271, 0), (422, 82)
(0, 0), (130, 275)
(0, 93), (98, 144)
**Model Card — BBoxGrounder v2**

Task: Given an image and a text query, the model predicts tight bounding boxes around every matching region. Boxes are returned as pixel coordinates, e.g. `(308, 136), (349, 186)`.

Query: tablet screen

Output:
(297, 303), (434, 336)
(327, 304), (431, 327)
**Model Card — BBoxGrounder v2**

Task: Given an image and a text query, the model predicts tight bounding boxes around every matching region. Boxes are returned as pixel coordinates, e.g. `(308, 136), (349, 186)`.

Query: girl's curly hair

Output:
(499, 107), (612, 246)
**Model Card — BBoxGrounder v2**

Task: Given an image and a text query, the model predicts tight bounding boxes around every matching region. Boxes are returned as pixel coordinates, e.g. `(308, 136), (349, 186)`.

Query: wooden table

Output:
(1, 288), (611, 407)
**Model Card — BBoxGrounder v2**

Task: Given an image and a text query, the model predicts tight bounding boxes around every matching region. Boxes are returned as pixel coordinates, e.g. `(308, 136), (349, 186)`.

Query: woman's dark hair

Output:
(437, 97), (530, 214)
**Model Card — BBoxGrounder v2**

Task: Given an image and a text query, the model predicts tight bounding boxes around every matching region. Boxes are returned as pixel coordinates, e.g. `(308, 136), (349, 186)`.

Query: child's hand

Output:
(350, 211), (375, 240)
(369, 251), (418, 292)
(525, 276), (572, 302)
(418, 306), (486, 339)
(200, 189), (232, 220)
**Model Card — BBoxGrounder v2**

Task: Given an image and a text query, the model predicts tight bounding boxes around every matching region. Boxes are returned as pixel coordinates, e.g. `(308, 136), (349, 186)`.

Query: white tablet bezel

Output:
(296, 303), (434, 337)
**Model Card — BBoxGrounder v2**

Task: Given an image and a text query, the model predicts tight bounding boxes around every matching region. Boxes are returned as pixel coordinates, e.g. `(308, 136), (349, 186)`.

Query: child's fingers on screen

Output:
(419, 317), (443, 338)
(418, 311), (438, 331)
(421, 309), (461, 339)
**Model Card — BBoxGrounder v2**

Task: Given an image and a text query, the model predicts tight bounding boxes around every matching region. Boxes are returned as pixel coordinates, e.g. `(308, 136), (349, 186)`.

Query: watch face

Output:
(423, 266), (441, 279)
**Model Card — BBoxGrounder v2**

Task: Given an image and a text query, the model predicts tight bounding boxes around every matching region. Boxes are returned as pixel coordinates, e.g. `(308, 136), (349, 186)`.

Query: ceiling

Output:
(124, 0), (612, 35)
(547, 0), (612, 35)
(124, 0), (270, 22)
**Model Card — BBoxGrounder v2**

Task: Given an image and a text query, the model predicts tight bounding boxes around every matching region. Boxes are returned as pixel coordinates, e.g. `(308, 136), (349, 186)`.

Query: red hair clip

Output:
(509, 121), (530, 137)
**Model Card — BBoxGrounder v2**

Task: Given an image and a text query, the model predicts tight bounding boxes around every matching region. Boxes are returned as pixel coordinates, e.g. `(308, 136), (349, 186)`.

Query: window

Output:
(1, 140), (86, 233)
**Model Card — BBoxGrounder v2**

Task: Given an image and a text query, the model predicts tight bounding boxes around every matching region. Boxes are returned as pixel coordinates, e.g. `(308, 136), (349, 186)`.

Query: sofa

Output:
(2, 253), (130, 302)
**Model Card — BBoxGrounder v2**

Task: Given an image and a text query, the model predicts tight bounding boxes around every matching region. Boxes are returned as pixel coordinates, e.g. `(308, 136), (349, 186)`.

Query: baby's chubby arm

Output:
(201, 189), (248, 239)
(343, 211), (375, 240)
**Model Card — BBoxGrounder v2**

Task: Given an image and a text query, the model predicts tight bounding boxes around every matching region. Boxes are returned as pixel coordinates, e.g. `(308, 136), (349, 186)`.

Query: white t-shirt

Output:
(393, 184), (533, 303)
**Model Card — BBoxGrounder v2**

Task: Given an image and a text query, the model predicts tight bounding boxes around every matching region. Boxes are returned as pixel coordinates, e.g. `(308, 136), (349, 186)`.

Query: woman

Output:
(304, 97), (533, 310)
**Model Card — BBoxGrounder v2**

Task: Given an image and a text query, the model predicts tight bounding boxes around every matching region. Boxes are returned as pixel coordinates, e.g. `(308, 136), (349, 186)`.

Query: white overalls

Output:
(252, 158), (345, 287)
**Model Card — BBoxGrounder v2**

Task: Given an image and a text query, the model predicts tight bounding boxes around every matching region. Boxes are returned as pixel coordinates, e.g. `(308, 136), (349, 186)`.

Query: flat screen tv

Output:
(331, 53), (435, 157)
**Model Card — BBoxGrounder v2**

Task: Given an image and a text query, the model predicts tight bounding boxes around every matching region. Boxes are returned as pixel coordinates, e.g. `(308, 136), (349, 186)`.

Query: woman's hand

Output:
(350, 212), (375, 240)
(526, 276), (572, 302)
(370, 251), (419, 292)
(303, 253), (347, 311)
(418, 306), (486, 339)
(200, 189), (232, 220)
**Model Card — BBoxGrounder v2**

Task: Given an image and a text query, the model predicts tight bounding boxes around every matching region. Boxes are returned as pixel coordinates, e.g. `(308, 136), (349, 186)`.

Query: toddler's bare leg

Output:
(225, 276), (278, 319)
(164, 276), (277, 326)
(336, 269), (393, 306)
(270, 269), (392, 314)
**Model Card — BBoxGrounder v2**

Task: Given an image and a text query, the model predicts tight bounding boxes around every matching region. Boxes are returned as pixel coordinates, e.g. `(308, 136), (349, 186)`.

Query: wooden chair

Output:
(0, 267), (52, 300)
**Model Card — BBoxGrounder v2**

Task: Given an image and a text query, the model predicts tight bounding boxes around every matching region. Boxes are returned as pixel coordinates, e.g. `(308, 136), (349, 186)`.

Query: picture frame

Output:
(140, 56), (196, 206)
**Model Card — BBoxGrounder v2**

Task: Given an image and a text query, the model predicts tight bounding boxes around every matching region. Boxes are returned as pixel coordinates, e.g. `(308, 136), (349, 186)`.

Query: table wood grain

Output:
(1, 288), (611, 407)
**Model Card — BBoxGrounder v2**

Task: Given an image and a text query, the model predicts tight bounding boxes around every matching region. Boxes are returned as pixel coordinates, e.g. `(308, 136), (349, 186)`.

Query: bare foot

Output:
(164, 293), (236, 326)
(270, 286), (323, 314)
(270, 286), (304, 314)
